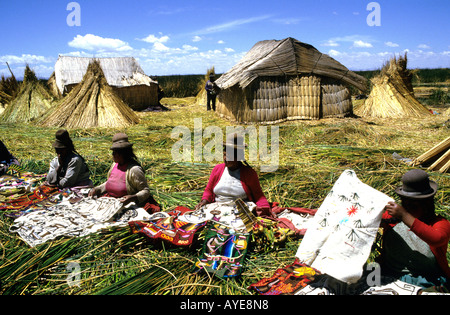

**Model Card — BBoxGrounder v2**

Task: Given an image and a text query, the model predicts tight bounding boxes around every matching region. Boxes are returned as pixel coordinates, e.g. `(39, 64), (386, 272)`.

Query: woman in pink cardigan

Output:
(195, 134), (270, 212)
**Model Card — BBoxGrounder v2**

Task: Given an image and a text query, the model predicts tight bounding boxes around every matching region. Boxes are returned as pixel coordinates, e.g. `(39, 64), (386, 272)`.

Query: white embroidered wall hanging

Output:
(295, 169), (394, 284)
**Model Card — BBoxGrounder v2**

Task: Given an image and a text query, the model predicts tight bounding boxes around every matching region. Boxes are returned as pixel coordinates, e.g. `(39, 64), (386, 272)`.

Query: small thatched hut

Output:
(40, 60), (139, 129)
(48, 56), (159, 111)
(214, 37), (368, 123)
(355, 54), (431, 118)
(0, 66), (54, 123)
(412, 136), (450, 174)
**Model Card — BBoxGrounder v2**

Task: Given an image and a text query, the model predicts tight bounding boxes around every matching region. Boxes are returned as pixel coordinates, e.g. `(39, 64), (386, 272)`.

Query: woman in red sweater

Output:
(380, 169), (450, 290)
(196, 134), (270, 212)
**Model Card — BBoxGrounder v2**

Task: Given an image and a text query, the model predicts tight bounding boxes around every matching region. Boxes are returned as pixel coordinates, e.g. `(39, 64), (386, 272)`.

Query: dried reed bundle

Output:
(412, 136), (450, 173)
(355, 54), (431, 118)
(0, 62), (19, 105)
(0, 65), (54, 123)
(39, 60), (139, 129)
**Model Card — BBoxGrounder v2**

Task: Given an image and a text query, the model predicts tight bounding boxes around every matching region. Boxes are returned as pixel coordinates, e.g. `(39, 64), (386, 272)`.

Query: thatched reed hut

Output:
(355, 54), (431, 118)
(48, 56), (159, 111)
(40, 60), (139, 129)
(412, 136), (450, 174)
(0, 65), (54, 123)
(214, 37), (368, 123)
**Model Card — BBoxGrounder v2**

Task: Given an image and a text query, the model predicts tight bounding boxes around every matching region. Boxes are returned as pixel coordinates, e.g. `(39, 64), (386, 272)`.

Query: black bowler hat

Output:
(395, 169), (438, 199)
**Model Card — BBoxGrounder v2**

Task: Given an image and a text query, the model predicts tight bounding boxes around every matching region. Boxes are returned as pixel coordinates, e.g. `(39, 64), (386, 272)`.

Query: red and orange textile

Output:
(248, 259), (320, 295)
(128, 206), (207, 246)
(0, 185), (62, 218)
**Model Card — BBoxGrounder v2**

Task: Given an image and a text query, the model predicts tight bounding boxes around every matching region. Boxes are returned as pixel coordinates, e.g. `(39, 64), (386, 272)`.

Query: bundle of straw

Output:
(0, 65), (54, 123)
(39, 60), (139, 129)
(356, 54), (431, 118)
(412, 136), (450, 173)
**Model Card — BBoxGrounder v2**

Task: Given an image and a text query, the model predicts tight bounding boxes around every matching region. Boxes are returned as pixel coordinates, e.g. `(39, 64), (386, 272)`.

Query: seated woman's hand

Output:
(88, 188), (99, 198)
(119, 195), (137, 206)
(195, 199), (208, 210)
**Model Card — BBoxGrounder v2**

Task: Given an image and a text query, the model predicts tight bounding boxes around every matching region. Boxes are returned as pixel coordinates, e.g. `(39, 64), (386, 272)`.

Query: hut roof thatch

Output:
(0, 65), (53, 123)
(216, 37), (368, 92)
(52, 56), (157, 95)
(355, 54), (430, 118)
(40, 60), (139, 129)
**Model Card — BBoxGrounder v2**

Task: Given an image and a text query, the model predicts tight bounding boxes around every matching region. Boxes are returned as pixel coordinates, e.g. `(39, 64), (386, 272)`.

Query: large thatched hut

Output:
(355, 54), (430, 118)
(214, 37), (368, 123)
(48, 56), (159, 111)
(40, 60), (139, 129)
(0, 66), (54, 123)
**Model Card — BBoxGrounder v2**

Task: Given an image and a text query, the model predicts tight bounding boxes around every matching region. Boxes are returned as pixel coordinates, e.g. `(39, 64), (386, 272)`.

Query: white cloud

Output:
(182, 45), (198, 51)
(322, 40), (339, 47)
(139, 34), (170, 44)
(272, 18), (302, 25)
(385, 41), (399, 48)
(68, 34), (132, 52)
(192, 36), (202, 42)
(192, 15), (271, 35)
(353, 40), (373, 48)
(224, 48), (235, 53)
(0, 54), (53, 65)
(217, 40), (225, 44)
(152, 42), (170, 52)
(418, 44), (431, 49)
(328, 49), (341, 57)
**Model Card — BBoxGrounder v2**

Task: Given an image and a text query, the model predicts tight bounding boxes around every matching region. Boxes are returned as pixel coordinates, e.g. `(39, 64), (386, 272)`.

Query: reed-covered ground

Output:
(0, 95), (449, 295)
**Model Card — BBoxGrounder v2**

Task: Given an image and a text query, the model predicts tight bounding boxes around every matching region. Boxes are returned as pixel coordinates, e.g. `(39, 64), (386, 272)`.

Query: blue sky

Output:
(0, 0), (449, 78)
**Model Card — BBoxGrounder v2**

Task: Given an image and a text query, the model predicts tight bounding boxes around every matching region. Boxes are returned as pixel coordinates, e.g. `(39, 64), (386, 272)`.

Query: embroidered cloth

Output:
(295, 169), (394, 284)
(194, 222), (251, 278)
(10, 197), (151, 247)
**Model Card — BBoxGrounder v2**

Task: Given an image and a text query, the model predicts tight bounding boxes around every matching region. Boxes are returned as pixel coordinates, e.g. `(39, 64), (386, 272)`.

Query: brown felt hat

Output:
(110, 133), (133, 150)
(223, 133), (247, 150)
(395, 169), (438, 199)
(52, 129), (73, 149)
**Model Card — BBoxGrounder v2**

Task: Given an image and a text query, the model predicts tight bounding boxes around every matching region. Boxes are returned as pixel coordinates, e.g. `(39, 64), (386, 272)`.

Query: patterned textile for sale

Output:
(128, 206), (207, 246)
(10, 197), (152, 247)
(0, 184), (63, 218)
(193, 222), (251, 279)
(177, 201), (256, 233)
(295, 169), (394, 284)
(248, 259), (321, 295)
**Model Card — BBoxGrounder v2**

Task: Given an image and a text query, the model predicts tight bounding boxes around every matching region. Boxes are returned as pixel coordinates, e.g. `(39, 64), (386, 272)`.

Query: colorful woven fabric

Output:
(194, 222), (251, 278)
(0, 184), (61, 217)
(248, 259), (320, 295)
(128, 206), (207, 246)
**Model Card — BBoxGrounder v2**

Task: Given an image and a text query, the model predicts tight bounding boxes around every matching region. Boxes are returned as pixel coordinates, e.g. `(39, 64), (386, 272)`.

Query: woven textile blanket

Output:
(10, 197), (151, 247)
(295, 169), (393, 284)
(177, 201), (256, 233)
(248, 259), (321, 295)
(194, 222), (251, 278)
(129, 206), (207, 246)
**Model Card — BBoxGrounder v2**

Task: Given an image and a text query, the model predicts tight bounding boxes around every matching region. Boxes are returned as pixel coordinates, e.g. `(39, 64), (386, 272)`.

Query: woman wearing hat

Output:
(46, 129), (92, 190)
(0, 140), (20, 176)
(195, 133), (270, 212)
(88, 133), (155, 208)
(379, 169), (450, 290)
